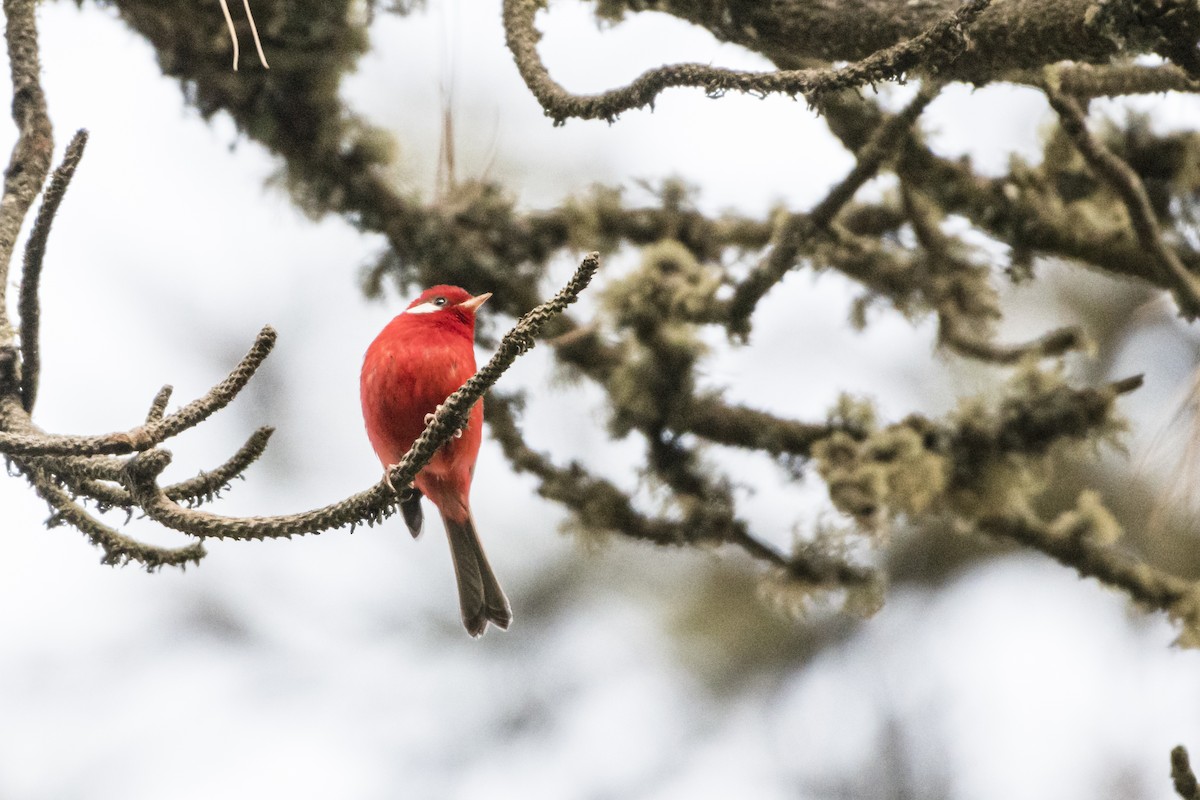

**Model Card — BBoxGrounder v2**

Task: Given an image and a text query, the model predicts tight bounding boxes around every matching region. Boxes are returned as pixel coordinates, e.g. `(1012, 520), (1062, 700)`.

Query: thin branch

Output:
(27, 466), (205, 569)
(19, 129), (88, 412)
(0, 326), (276, 458)
(121, 253), (602, 540)
(502, 0), (988, 124)
(938, 320), (1085, 364)
(1044, 84), (1200, 319)
(899, 179), (1088, 363)
(30, 425), (274, 510)
(148, 326), (275, 442)
(145, 384), (172, 423)
(675, 395), (838, 459)
(978, 508), (1197, 625)
(487, 391), (879, 587)
(162, 425), (274, 505)
(726, 85), (941, 333)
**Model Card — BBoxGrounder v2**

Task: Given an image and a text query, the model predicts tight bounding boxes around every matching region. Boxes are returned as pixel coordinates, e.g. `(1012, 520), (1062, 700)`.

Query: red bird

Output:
(360, 285), (511, 637)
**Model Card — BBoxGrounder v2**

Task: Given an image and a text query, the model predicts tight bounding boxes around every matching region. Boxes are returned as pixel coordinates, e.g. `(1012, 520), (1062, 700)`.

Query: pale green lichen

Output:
(1049, 489), (1123, 546)
(814, 366), (1131, 536)
(604, 238), (722, 326)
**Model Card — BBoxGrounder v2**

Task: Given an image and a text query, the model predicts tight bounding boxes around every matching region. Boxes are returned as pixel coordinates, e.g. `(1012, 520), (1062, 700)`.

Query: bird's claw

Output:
(425, 404), (464, 438)
(382, 467), (413, 495)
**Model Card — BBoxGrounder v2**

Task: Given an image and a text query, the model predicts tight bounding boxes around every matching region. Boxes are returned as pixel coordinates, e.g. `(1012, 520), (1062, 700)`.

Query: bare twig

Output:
(19, 129), (88, 412)
(503, 0), (988, 124)
(938, 320), (1085, 364)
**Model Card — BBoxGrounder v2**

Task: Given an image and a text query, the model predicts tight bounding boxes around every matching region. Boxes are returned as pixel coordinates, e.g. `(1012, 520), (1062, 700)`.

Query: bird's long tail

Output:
(443, 513), (512, 637)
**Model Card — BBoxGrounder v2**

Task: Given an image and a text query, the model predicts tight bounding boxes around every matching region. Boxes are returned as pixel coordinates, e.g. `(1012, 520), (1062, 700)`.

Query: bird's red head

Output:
(402, 285), (492, 333)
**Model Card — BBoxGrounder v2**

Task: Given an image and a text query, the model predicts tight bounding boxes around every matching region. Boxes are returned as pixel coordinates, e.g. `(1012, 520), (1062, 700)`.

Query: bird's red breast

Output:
(360, 286), (485, 521)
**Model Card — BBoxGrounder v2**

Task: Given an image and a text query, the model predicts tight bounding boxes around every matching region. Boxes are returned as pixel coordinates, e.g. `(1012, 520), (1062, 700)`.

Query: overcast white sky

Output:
(1, 2), (1199, 799)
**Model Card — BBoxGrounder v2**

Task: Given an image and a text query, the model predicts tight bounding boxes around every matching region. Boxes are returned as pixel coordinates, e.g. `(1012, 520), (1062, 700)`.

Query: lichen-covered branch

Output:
(503, 0), (988, 124)
(591, 0), (1198, 81)
(27, 466), (206, 569)
(486, 391), (881, 598)
(1044, 84), (1200, 319)
(978, 505), (1200, 645)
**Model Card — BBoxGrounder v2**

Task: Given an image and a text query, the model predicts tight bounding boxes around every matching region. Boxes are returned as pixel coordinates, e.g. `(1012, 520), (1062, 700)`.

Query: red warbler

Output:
(360, 286), (511, 637)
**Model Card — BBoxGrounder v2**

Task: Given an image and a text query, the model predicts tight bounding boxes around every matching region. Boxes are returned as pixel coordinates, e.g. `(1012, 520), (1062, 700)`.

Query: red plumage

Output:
(360, 285), (511, 636)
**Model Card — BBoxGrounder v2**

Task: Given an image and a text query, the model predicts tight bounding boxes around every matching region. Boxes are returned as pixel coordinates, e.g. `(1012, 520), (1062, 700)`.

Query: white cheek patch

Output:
(405, 301), (441, 315)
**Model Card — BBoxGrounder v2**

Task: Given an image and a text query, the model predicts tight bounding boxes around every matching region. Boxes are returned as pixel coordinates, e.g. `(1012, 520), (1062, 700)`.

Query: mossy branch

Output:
(503, 0), (989, 124)
(1044, 83), (1200, 319)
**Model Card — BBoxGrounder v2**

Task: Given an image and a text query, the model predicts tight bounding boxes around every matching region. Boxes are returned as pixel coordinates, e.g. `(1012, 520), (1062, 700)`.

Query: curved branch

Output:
(938, 320), (1085, 364)
(502, 0), (989, 124)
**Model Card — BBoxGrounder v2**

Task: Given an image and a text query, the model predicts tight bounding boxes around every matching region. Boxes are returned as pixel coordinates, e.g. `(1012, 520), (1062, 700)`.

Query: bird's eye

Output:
(434, 297), (447, 307)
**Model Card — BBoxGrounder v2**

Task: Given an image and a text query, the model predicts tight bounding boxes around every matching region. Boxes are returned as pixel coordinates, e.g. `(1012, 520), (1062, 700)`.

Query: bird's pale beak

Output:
(460, 292), (492, 313)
